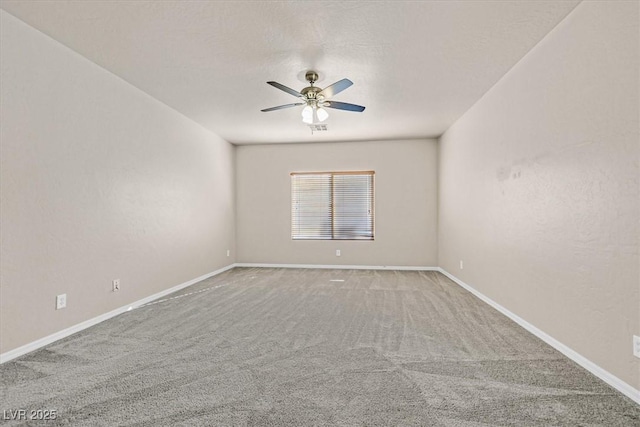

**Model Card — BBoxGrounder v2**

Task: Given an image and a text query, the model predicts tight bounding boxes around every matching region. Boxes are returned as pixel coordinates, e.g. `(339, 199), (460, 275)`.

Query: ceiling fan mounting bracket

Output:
(305, 71), (319, 85)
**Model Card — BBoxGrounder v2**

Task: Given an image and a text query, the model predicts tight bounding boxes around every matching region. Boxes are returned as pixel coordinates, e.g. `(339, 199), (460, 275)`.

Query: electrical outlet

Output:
(634, 335), (640, 359)
(56, 294), (66, 310)
(460, 260), (464, 270)
(336, 249), (341, 257)
(227, 249), (230, 257)
(112, 279), (120, 292)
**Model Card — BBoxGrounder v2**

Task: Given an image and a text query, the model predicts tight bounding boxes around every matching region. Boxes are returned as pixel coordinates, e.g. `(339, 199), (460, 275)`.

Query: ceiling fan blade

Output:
(323, 101), (365, 112)
(261, 103), (305, 112)
(318, 78), (353, 98)
(267, 81), (302, 98)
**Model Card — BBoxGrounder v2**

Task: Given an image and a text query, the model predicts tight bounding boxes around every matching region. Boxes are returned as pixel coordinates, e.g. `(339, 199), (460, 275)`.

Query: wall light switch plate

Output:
(112, 279), (120, 292)
(633, 335), (640, 359)
(336, 249), (341, 257)
(460, 260), (464, 270)
(56, 294), (66, 310)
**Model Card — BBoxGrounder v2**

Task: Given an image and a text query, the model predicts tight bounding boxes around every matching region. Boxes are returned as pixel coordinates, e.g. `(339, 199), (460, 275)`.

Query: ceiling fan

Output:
(261, 71), (365, 124)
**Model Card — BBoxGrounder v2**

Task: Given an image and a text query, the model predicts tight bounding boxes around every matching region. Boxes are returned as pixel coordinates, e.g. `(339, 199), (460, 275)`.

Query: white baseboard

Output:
(234, 262), (439, 271)
(437, 268), (640, 405)
(0, 263), (235, 364)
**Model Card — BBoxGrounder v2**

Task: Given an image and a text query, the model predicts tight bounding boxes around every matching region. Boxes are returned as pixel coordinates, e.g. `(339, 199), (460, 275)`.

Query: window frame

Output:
(290, 170), (375, 241)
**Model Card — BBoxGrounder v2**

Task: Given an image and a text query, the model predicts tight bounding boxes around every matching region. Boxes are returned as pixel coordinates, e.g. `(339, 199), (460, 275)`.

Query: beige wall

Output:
(438, 1), (639, 390)
(0, 11), (235, 353)
(236, 139), (438, 267)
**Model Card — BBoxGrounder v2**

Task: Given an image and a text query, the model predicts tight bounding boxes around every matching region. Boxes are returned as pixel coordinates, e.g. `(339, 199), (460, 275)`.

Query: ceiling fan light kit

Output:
(301, 105), (329, 125)
(262, 70), (365, 127)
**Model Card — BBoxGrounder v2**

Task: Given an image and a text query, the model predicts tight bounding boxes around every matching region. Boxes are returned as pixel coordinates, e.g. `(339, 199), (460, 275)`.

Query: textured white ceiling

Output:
(1, 1), (579, 144)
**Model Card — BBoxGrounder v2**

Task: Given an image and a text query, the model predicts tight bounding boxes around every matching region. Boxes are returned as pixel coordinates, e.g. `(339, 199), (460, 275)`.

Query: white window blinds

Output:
(291, 171), (374, 240)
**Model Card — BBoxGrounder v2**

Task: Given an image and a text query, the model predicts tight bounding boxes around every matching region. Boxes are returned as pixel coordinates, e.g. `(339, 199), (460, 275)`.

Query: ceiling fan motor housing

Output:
(301, 70), (324, 102)
(300, 86), (323, 101)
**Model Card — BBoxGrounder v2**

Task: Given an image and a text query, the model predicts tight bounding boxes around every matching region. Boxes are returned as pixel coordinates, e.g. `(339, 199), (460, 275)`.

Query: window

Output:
(291, 171), (374, 240)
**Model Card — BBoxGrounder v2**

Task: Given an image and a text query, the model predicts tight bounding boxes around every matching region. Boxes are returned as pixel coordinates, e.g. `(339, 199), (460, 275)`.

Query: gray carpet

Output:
(1, 268), (638, 426)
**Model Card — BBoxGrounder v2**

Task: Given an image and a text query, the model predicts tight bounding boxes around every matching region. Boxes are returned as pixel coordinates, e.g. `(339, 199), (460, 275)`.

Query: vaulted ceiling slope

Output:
(1, 1), (579, 144)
